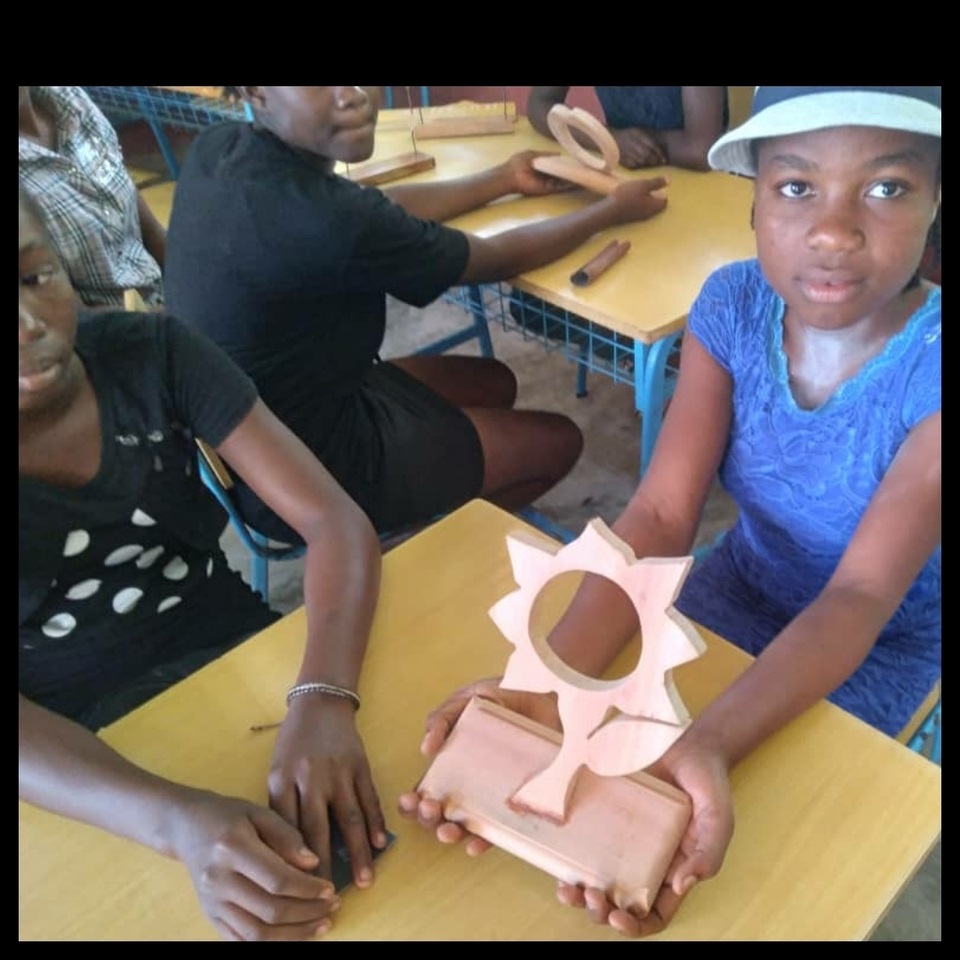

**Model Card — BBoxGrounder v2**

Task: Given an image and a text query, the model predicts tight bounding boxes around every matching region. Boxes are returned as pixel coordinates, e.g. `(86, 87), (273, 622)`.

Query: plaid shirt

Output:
(19, 87), (163, 307)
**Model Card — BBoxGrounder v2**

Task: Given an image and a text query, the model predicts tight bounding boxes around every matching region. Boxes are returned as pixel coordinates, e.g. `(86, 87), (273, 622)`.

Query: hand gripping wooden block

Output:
(417, 519), (706, 913)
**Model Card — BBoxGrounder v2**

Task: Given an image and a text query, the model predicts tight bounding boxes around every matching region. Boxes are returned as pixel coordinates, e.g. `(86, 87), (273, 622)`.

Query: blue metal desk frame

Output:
(440, 283), (681, 477)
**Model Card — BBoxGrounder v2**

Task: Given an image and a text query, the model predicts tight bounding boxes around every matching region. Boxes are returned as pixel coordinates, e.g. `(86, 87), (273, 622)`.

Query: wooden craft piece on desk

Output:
(411, 95), (517, 140)
(413, 115), (515, 139)
(418, 519), (707, 913)
(532, 105), (625, 196)
(344, 150), (436, 187)
(376, 99), (519, 133)
(342, 127), (436, 187)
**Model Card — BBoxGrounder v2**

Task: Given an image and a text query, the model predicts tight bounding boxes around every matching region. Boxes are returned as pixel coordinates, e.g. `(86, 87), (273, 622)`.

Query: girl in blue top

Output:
(402, 86), (942, 936)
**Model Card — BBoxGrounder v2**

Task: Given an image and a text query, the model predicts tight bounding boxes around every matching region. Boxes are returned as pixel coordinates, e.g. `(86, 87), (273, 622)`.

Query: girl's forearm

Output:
(19, 694), (192, 858)
(384, 163), (515, 222)
(680, 589), (887, 768)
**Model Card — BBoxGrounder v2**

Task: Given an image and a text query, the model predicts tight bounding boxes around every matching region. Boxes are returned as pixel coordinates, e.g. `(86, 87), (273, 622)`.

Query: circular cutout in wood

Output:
(546, 105), (620, 172)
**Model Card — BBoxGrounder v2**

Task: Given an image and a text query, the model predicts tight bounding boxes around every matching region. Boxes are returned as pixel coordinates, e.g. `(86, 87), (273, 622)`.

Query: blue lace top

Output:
(595, 86), (685, 130)
(593, 86), (729, 132)
(675, 259), (941, 736)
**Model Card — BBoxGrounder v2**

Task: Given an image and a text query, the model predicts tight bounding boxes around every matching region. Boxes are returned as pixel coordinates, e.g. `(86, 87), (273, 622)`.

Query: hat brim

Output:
(708, 90), (942, 178)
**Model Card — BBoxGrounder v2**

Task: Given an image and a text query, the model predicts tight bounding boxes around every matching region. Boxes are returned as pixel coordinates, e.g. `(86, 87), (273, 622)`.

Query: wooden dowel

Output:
(570, 240), (631, 287)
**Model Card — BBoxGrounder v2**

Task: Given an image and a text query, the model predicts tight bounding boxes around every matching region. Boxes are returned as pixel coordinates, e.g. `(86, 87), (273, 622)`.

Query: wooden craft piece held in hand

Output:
(417, 519), (707, 913)
(532, 105), (625, 196)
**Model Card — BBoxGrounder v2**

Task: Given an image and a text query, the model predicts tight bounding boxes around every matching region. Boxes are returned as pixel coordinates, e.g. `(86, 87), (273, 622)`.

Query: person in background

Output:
(401, 85), (941, 937)
(527, 86), (729, 172)
(163, 86), (669, 545)
(516, 86), (729, 358)
(19, 186), (387, 941)
(19, 85), (166, 308)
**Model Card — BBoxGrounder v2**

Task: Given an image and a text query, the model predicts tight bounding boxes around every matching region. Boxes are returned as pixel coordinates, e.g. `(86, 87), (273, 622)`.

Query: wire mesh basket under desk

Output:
(84, 86), (245, 128)
(84, 86), (247, 178)
(443, 282), (681, 390)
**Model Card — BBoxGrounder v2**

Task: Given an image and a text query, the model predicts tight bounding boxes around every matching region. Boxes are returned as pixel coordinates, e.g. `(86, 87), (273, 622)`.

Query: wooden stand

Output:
(344, 151), (436, 187)
(377, 100), (518, 137)
(416, 520), (706, 912)
(418, 697), (691, 913)
(412, 116), (515, 140)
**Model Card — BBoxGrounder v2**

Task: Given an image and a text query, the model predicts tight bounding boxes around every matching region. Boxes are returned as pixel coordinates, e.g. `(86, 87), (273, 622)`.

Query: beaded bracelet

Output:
(286, 681), (361, 712)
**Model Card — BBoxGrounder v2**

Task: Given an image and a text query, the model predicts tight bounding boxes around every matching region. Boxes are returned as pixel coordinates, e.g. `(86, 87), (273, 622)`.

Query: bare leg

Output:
(464, 406), (584, 510)
(390, 355), (583, 510)
(390, 355), (517, 409)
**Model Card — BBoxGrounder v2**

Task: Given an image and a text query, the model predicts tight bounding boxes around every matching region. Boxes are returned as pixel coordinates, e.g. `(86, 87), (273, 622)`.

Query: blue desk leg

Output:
(467, 285), (495, 357)
(382, 87), (428, 109)
(634, 331), (682, 477)
(416, 285), (494, 358)
(575, 345), (589, 398)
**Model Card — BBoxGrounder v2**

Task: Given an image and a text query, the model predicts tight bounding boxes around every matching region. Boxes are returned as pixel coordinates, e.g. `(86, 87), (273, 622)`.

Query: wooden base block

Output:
(345, 151), (436, 187)
(532, 155), (623, 196)
(417, 698), (692, 913)
(412, 117), (516, 140)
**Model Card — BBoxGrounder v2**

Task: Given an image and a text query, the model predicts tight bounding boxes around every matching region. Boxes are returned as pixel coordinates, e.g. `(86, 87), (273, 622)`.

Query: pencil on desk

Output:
(570, 240), (631, 287)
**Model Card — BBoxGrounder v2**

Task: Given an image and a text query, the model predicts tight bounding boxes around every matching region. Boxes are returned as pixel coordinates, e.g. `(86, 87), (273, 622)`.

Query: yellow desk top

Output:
(344, 117), (756, 342)
(19, 501), (940, 940)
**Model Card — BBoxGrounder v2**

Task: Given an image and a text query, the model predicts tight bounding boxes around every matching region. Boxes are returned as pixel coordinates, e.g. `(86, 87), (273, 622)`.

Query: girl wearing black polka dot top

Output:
(19, 187), (387, 940)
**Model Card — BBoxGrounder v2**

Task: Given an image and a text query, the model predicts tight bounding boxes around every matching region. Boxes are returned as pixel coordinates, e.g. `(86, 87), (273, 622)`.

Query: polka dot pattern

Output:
(25, 498), (226, 657)
(112, 587), (145, 614)
(136, 546), (165, 569)
(66, 579), (101, 601)
(162, 556), (189, 581)
(105, 544), (144, 566)
(42, 612), (77, 638)
(131, 508), (157, 527)
(63, 530), (90, 557)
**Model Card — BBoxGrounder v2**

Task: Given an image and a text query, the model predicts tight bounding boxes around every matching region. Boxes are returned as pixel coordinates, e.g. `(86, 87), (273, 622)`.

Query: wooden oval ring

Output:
(546, 104), (620, 172)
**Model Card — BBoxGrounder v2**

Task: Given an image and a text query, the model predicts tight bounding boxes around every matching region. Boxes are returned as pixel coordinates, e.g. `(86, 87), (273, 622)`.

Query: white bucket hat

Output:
(709, 86), (941, 177)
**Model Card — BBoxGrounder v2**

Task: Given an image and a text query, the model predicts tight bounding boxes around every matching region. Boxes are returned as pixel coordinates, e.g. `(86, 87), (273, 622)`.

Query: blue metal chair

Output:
(198, 436), (574, 602)
(418, 285), (495, 359)
(196, 440), (305, 602)
(907, 694), (942, 765)
(123, 295), (300, 603)
(516, 506), (574, 544)
(382, 86), (430, 109)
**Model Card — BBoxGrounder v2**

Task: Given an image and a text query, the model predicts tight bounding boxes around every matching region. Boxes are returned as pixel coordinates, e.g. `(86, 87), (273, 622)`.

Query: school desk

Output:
(19, 500), (940, 941)
(341, 114), (756, 474)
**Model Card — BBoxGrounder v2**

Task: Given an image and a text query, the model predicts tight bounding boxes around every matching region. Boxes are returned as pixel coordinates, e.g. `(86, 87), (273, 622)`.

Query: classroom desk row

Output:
(19, 501), (941, 941)
(134, 107), (755, 477)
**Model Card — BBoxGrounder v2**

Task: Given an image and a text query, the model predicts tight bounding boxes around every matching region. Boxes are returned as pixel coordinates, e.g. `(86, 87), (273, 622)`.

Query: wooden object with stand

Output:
(343, 128), (435, 187)
(413, 116), (515, 139)
(417, 519), (706, 914)
(532, 105), (625, 196)
(410, 93), (517, 140)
